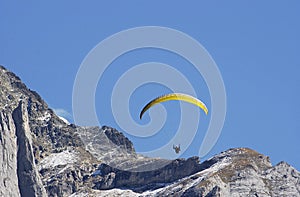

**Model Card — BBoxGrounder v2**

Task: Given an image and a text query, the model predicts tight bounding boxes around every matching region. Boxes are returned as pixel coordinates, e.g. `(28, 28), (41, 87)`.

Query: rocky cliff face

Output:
(0, 65), (98, 197)
(79, 148), (300, 197)
(13, 100), (47, 197)
(1, 65), (300, 197)
(0, 101), (20, 197)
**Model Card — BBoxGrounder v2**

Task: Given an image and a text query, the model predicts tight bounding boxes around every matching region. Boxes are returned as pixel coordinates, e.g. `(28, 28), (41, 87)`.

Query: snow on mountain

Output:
(57, 115), (70, 125)
(0, 65), (299, 197)
(38, 149), (78, 171)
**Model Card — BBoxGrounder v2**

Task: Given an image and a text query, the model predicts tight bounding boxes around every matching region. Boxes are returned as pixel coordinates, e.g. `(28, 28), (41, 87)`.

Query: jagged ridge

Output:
(1, 65), (299, 197)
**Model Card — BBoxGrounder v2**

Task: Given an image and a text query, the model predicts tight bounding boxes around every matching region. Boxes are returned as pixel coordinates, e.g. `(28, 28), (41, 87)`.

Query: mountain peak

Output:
(101, 125), (135, 153)
(1, 66), (299, 196)
(0, 65), (46, 112)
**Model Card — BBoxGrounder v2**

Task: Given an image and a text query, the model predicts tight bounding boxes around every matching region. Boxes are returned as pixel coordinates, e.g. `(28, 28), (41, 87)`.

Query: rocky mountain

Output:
(0, 65), (299, 197)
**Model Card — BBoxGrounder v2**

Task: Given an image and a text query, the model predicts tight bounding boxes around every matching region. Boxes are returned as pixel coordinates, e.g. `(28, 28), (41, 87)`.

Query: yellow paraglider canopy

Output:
(140, 93), (208, 119)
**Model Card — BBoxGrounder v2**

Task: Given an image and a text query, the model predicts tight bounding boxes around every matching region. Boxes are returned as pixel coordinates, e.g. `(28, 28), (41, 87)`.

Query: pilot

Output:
(173, 144), (181, 154)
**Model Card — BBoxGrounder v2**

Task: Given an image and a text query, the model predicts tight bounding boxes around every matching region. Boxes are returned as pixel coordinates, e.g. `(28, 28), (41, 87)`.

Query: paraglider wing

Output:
(139, 93), (208, 119)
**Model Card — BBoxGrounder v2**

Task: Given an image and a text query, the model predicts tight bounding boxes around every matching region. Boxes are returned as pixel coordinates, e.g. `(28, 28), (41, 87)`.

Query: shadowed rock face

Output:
(1, 65), (300, 197)
(92, 156), (201, 192)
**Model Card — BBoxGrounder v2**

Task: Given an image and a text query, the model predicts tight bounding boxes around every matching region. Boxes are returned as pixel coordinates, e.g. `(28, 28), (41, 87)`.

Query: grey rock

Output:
(0, 110), (20, 197)
(1, 65), (300, 197)
(13, 100), (47, 197)
(102, 126), (135, 153)
(92, 156), (201, 192)
(1, 65), (98, 197)
(76, 126), (171, 172)
(264, 161), (300, 196)
(152, 148), (300, 197)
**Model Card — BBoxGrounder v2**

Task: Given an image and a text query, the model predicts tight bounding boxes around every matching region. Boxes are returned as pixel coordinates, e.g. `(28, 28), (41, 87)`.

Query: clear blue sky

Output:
(1, 1), (299, 170)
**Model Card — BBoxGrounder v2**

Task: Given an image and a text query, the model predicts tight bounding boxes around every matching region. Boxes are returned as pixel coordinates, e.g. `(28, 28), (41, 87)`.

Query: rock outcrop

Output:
(0, 107), (20, 197)
(0, 65), (99, 197)
(102, 126), (135, 153)
(92, 156), (201, 192)
(13, 100), (47, 197)
(82, 148), (299, 197)
(156, 148), (300, 197)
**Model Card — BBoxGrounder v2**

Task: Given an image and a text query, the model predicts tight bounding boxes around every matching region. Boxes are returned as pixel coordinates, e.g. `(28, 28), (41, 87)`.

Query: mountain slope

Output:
(0, 65), (299, 197)
(71, 148), (300, 197)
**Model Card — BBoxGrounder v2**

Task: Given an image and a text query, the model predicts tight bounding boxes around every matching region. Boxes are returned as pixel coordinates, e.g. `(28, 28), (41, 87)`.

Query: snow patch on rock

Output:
(58, 115), (70, 125)
(37, 112), (51, 122)
(142, 157), (232, 196)
(93, 189), (139, 197)
(38, 149), (78, 170)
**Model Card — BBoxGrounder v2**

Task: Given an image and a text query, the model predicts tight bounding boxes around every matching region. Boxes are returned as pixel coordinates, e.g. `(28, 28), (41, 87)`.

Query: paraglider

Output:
(139, 93), (208, 154)
(139, 93), (208, 119)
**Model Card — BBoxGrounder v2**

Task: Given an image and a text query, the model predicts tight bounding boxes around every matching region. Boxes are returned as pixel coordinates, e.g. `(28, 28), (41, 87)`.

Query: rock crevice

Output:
(13, 100), (47, 197)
